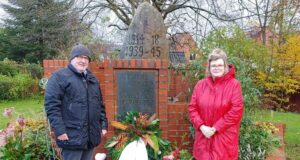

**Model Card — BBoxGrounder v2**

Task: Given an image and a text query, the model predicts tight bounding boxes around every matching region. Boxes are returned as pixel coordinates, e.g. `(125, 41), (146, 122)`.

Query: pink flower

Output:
(17, 116), (25, 127)
(3, 108), (13, 117)
(0, 130), (7, 147)
(163, 155), (174, 160)
(172, 149), (180, 158)
(5, 122), (15, 137)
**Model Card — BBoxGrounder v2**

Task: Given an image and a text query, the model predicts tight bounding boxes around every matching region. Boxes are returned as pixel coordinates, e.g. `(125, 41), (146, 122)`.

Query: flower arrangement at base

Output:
(162, 133), (194, 160)
(105, 111), (172, 160)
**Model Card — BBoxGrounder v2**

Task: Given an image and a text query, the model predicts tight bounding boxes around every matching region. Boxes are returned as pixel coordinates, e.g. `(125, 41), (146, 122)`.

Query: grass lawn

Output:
(251, 109), (300, 160)
(0, 96), (44, 129)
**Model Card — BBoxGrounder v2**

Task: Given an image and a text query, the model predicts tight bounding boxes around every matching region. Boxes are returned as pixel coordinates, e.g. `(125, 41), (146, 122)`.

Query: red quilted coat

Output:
(188, 64), (243, 160)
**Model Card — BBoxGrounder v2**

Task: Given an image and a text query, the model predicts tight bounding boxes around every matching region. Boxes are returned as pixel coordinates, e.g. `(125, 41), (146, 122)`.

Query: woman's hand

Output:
(200, 125), (216, 138)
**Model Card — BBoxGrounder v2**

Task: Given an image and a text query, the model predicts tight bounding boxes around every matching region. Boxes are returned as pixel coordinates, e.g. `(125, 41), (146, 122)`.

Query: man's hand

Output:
(57, 133), (69, 141)
(200, 125), (216, 139)
(102, 129), (107, 136)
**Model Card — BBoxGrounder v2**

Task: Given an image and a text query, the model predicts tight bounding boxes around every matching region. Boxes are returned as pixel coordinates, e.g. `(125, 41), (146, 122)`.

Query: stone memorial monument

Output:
(120, 2), (169, 60)
(117, 2), (168, 116)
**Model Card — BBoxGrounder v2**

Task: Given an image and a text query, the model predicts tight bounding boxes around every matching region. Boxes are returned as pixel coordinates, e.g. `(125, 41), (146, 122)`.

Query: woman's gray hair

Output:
(206, 48), (229, 77)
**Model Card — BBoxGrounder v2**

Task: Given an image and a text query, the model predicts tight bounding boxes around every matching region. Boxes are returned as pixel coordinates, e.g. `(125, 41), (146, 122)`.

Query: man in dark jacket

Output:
(45, 43), (108, 160)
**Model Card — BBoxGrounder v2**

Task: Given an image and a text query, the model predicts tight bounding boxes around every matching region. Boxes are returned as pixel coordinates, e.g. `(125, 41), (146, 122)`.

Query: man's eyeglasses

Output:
(76, 55), (89, 61)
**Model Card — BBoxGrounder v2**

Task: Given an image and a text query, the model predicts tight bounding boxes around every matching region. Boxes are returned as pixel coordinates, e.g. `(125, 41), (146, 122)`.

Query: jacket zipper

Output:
(82, 76), (90, 148)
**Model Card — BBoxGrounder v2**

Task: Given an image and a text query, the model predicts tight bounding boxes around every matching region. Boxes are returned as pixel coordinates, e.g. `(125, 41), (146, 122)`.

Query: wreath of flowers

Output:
(105, 111), (172, 160)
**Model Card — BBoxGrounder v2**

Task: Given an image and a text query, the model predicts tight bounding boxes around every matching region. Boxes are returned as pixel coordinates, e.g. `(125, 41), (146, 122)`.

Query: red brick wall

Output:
(43, 59), (191, 155)
(168, 70), (191, 102)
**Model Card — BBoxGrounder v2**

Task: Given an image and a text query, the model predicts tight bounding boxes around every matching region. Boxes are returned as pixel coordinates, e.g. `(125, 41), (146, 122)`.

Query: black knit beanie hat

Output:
(69, 43), (92, 61)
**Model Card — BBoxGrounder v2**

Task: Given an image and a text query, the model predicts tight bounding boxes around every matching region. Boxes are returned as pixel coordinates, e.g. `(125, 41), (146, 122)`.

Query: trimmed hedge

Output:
(0, 58), (42, 100)
(0, 75), (14, 99)
(0, 58), (43, 78)
(0, 73), (36, 100)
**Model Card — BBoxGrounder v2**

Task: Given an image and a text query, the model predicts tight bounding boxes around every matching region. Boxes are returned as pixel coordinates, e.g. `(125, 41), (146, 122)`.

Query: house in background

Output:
(246, 26), (279, 46)
(89, 42), (121, 60)
(169, 32), (199, 64)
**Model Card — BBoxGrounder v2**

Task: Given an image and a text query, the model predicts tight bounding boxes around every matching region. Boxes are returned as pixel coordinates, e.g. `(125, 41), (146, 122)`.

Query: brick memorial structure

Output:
(43, 2), (191, 159)
(44, 59), (191, 157)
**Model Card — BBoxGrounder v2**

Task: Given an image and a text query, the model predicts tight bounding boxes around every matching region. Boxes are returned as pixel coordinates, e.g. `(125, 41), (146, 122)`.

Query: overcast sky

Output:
(0, 0), (9, 24)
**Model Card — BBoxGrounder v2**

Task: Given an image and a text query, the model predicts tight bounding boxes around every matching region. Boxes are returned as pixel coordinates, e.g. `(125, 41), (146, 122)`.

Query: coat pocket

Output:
(66, 102), (83, 121)
(56, 123), (85, 148)
(65, 123), (83, 145)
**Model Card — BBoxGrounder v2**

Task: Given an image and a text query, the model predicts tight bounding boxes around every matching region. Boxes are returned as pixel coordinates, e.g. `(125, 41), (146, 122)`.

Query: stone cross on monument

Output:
(120, 2), (169, 60)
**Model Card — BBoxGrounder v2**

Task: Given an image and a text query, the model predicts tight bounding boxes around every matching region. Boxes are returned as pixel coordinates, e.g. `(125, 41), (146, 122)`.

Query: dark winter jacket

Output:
(45, 64), (108, 149)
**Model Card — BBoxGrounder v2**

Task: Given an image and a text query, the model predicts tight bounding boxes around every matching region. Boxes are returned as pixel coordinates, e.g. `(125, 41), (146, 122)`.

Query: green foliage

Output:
(0, 59), (42, 100)
(23, 62), (43, 79)
(238, 115), (280, 160)
(0, 112), (54, 159)
(147, 138), (172, 160)
(11, 73), (35, 98)
(255, 34), (300, 110)
(252, 109), (300, 159)
(0, 0), (87, 63)
(201, 26), (269, 64)
(0, 58), (43, 79)
(179, 149), (193, 160)
(0, 96), (44, 129)
(0, 58), (20, 76)
(229, 57), (262, 110)
(258, 73), (300, 110)
(0, 73), (36, 100)
(0, 75), (14, 99)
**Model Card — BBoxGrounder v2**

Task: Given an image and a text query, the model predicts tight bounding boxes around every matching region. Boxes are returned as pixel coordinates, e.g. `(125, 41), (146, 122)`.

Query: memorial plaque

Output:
(120, 2), (169, 60)
(117, 70), (157, 116)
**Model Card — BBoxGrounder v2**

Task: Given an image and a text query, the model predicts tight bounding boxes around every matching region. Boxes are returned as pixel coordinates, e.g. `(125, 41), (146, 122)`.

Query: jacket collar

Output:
(67, 64), (98, 84)
(68, 64), (85, 77)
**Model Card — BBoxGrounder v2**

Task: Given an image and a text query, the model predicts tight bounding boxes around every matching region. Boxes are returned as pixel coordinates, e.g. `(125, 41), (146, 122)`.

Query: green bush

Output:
(0, 59), (42, 100)
(23, 62), (43, 79)
(239, 115), (280, 160)
(0, 75), (14, 99)
(0, 111), (55, 159)
(11, 73), (35, 98)
(0, 58), (20, 76)
(0, 58), (43, 79)
(0, 73), (36, 100)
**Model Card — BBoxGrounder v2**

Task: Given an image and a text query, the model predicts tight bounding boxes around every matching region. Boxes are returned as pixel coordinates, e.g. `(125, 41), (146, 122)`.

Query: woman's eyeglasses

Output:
(210, 64), (224, 68)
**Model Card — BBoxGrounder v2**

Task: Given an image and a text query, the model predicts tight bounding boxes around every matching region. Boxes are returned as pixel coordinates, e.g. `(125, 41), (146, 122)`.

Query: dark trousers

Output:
(62, 148), (94, 160)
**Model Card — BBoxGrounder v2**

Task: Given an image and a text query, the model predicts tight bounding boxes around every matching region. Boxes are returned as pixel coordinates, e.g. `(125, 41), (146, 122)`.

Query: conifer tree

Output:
(1, 0), (85, 62)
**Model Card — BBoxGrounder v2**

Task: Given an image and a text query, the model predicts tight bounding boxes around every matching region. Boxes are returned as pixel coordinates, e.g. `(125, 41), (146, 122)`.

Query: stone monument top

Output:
(120, 2), (169, 60)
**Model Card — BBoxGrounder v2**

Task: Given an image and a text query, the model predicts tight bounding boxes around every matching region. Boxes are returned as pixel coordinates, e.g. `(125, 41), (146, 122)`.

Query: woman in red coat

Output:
(188, 48), (243, 160)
